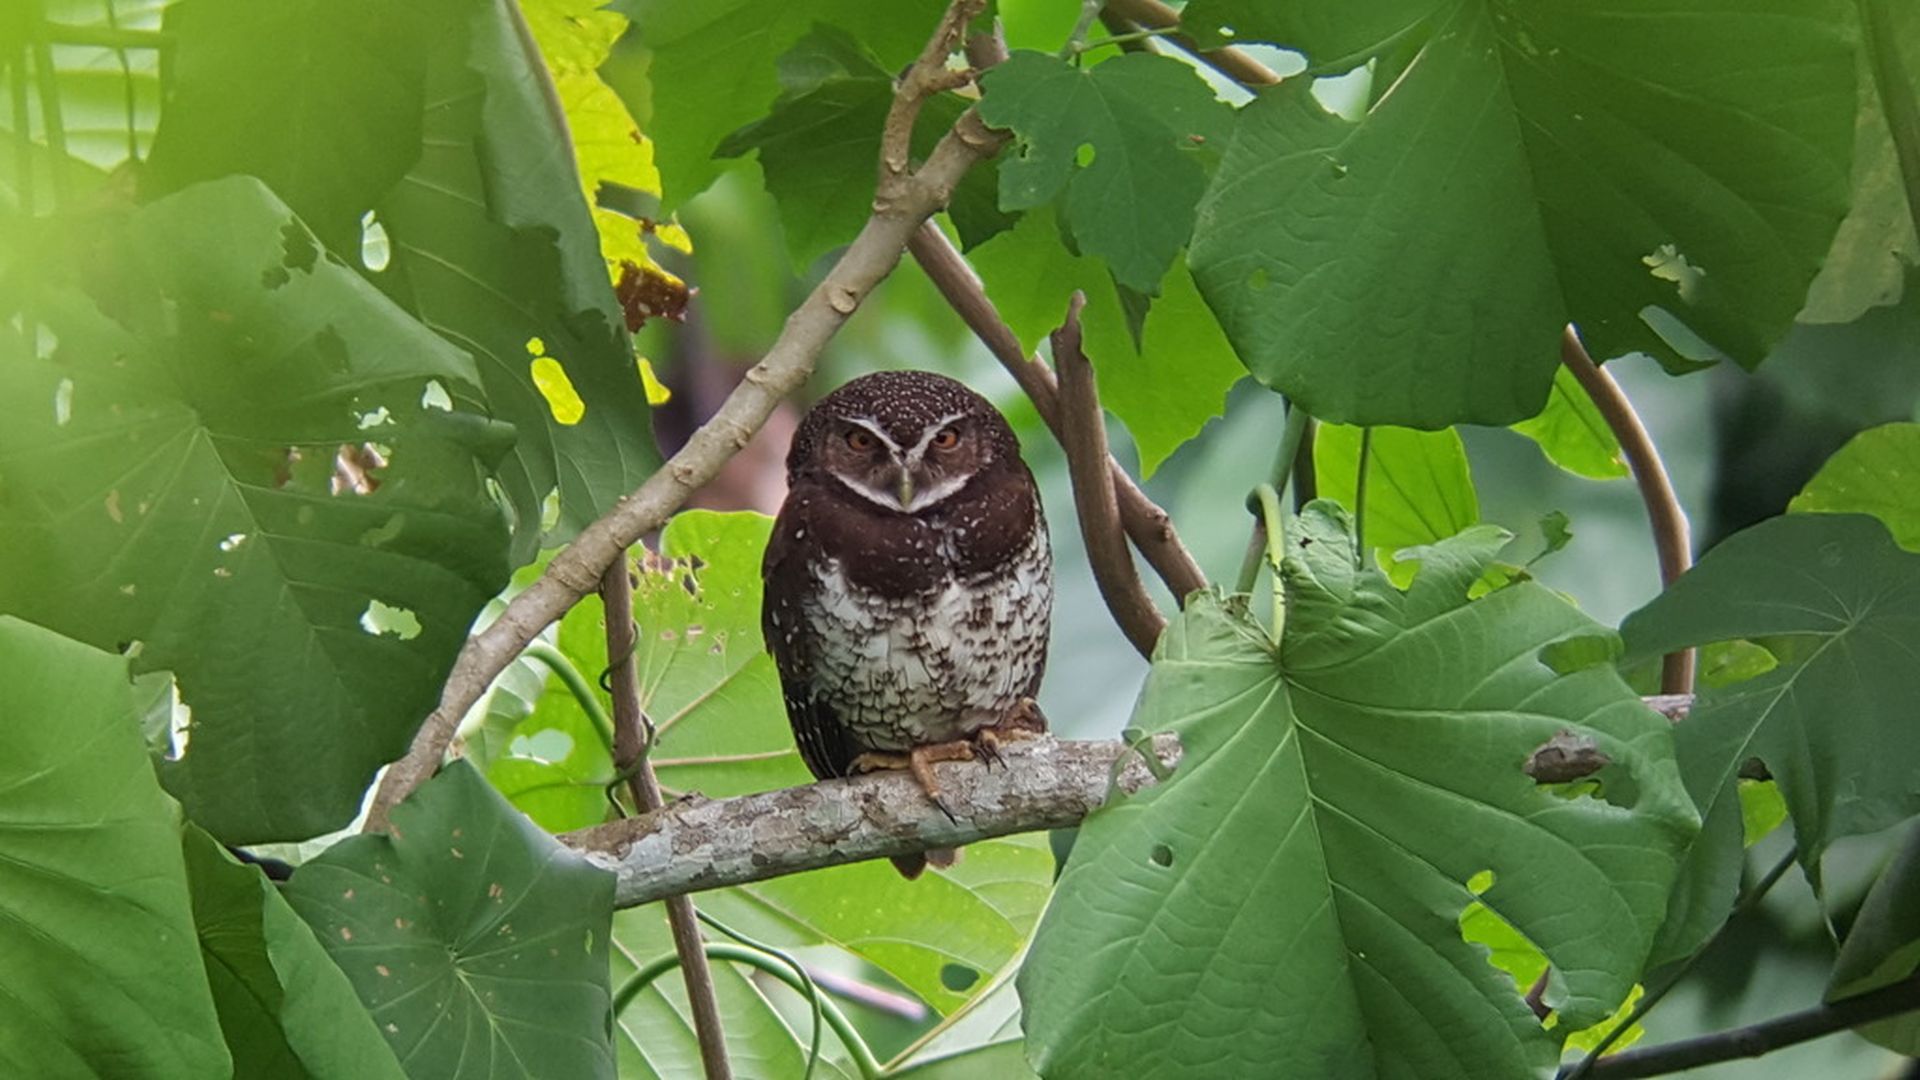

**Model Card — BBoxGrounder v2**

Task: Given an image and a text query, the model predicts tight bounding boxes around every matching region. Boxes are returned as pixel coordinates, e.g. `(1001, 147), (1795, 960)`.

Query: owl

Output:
(762, 370), (1052, 878)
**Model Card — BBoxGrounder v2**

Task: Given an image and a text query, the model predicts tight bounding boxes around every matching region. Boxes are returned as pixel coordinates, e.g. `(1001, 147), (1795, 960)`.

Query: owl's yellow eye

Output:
(846, 429), (877, 452)
(930, 427), (960, 450)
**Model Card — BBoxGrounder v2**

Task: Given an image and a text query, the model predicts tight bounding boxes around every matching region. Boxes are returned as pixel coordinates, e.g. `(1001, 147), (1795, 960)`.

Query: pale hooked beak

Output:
(895, 466), (915, 510)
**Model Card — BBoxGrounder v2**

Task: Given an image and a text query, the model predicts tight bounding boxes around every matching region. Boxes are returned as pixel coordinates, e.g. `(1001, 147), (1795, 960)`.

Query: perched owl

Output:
(762, 370), (1052, 878)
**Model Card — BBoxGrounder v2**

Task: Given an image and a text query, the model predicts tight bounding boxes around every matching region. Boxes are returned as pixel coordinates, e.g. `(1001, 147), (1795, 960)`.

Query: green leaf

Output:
(1829, 821), (1920, 1054)
(1021, 505), (1697, 1078)
(1313, 424), (1478, 553)
(1511, 367), (1628, 481)
(612, 0), (945, 207)
(485, 670), (617, 834)
(886, 963), (1036, 1078)
(0, 177), (512, 842)
(145, 0), (429, 253)
(1189, 3), (1856, 427)
(370, 0), (662, 557)
(966, 210), (1243, 474)
(283, 761), (616, 1080)
(1790, 422), (1920, 550)
(976, 50), (1232, 295)
(183, 827), (408, 1080)
(611, 907), (856, 1080)
(1622, 513), (1920, 869)
(1178, 0), (1437, 69)
(0, 617), (229, 1079)
(1738, 779), (1788, 847)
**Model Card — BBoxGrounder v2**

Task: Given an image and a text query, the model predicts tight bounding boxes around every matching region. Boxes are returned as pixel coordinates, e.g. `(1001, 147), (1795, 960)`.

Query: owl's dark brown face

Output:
(786, 370), (1018, 516)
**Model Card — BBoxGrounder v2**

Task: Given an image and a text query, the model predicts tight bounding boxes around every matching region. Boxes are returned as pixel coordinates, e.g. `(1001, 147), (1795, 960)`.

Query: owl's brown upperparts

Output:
(786, 370), (1021, 516)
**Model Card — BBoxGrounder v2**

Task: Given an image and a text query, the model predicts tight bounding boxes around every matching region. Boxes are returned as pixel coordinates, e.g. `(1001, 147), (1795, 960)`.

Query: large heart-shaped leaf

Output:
(0, 177), (512, 842)
(1312, 424), (1479, 552)
(283, 761), (616, 1080)
(0, 616), (228, 1079)
(183, 826), (408, 1079)
(1790, 422), (1920, 550)
(1622, 513), (1920, 872)
(1021, 505), (1697, 1078)
(1188, 1), (1856, 427)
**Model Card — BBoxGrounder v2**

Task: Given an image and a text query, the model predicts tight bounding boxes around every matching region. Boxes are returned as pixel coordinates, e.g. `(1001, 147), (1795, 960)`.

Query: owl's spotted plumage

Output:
(762, 371), (1053, 876)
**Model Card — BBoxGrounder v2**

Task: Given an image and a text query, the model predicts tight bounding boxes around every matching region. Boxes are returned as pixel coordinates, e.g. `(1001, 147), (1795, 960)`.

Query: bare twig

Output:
(602, 560), (732, 1080)
(1581, 974), (1920, 1079)
(563, 735), (1180, 908)
(905, 222), (1210, 604)
(1102, 0), (1283, 88)
(1052, 292), (1167, 657)
(1559, 327), (1694, 695)
(366, 0), (1002, 831)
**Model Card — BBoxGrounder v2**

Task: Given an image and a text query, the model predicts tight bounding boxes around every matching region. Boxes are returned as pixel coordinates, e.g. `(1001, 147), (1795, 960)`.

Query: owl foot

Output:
(851, 742), (975, 823)
(972, 697), (1048, 769)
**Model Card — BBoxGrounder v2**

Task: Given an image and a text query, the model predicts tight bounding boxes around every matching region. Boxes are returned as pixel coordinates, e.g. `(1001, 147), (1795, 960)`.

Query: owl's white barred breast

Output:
(799, 521), (1051, 750)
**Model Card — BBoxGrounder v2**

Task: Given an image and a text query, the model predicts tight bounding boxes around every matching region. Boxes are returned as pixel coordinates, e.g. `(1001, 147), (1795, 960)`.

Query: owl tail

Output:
(889, 847), (959, 879)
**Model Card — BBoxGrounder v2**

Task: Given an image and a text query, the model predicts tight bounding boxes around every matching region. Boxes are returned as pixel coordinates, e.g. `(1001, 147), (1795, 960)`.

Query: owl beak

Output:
(895, 468), (916, 510)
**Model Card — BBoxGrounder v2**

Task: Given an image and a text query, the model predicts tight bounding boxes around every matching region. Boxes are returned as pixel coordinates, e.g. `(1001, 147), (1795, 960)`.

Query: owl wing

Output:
(761, 498), (862, 781)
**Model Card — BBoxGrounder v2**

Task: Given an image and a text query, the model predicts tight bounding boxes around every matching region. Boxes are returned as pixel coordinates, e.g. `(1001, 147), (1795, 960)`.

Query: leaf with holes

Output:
(0, 177), (512, 842)
(0, 618), (230, 1079)
(1623, 513), (1920, 879)
(976, 50), (1232, 295)
(1188, 2), (1856, 427)
(1020, 503), (1697, 1079)
(283, 761), (616, 1080)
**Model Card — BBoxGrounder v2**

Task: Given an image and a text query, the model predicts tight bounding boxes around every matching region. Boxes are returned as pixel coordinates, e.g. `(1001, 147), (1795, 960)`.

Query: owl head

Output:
(787, 370), (1021, 515)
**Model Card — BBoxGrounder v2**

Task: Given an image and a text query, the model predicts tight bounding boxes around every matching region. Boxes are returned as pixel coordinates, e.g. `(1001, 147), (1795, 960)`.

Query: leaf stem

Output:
(28, 5), (68, 205)
(1352, 427), (1373, 567)
(1251, 482), (1287, 645)
(1236, 403), (1312, 594)
(522, 642), (616, 753)
(1074, 26), (1179, 53)
(1059, 0), (1105, 60)
(1561, 846), (1798, 1079)
(615, 942), (884, 1080)
(696, 911), (826, 1080)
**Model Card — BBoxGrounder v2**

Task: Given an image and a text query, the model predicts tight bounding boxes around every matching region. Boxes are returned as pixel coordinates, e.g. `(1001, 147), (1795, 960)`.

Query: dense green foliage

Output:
(3, 0), (1919, 1077)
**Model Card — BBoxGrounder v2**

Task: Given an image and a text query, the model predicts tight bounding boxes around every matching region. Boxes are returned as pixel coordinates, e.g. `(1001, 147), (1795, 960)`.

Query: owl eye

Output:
(845, 429), (877, 452)
(929, 427), (960, 450)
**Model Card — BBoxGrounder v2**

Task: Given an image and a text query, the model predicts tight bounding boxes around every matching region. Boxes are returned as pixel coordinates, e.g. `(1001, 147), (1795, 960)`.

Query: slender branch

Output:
(366, 0), (1003, 831)
(1583, 974), (1920, 1080)
(905, 222), (1210, 604)
(1235, 403), (1312, 594)
(602, 559), (732, 1080)
(1559, 326), (1694, 695)
(562, 735), (1180, 908)
(1101, 0), (1284, 88)
(1052, 291), (1166, 658)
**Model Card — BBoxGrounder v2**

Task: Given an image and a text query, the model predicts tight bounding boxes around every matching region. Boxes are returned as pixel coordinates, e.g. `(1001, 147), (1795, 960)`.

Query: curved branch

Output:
(1052, 292), (1167, 657)
(563, 735), (1180, 908)
(905, 222), (1210, 605)
(366, 0), (1005, 832)
(1559, 326), (1694, 695)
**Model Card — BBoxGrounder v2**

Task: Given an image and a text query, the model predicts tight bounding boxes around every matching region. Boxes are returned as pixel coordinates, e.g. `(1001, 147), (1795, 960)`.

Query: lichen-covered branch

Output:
(365, 0), (1003, 832)
(563, 736), (1181, 909)
(1051, 293), (1167, 657)
(905, 222), (1210, 605)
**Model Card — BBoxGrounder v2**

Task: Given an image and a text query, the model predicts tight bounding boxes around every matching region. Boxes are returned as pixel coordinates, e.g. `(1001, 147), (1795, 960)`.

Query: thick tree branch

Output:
(365, 0), (1002, 832)
(602, 561), (732, 1079)
(561, 736), (1180, 908)
(1582, 975), (1920, 1079)
(1052, 292), (1167, 657)
(906, 222), (1210, 605)
(1559, 326), (1695, 696)
(1102, 0), (1283, 88)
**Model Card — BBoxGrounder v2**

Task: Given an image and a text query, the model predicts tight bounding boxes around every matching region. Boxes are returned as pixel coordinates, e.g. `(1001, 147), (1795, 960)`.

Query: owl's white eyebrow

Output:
(906, 412), (969, 457)
(845, 417), (900, 452)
